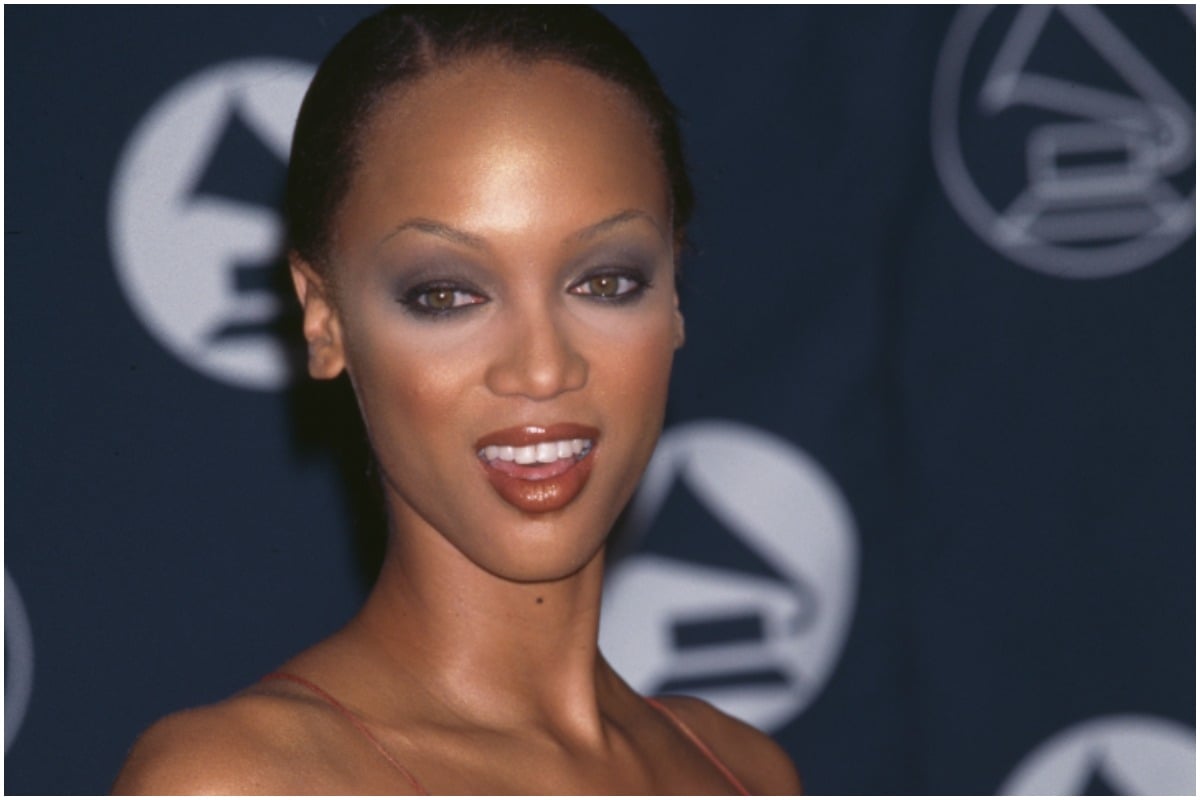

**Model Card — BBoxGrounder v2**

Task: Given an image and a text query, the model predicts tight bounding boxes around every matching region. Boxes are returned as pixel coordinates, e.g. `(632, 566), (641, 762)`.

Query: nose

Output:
(485, 303), (588, 400)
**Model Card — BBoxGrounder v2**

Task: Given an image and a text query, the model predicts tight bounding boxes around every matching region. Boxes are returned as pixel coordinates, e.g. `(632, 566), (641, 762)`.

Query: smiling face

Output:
(293, 56), (684, 583)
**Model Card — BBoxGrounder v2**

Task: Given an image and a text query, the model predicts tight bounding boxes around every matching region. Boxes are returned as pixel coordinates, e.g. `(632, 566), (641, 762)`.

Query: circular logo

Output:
(599, 420), (858, 732)
(1000, 715), (1195, 795)
(6, 569), (35, 752)
(932, 6), (1194, 278)
(110, 59), (314, 390)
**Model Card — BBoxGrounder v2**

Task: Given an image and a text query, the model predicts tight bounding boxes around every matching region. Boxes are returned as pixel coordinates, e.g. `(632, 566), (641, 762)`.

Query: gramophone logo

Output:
(1000, 715), (1195, 795)
(110, 59), (313, 390)
(932, 6), (1194, 279)
(6, 570), (35, 752)
(600, 420), (858, 732)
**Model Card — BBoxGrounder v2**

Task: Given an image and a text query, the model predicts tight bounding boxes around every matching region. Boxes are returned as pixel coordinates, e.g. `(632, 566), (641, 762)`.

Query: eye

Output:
(420, 288), (478, 310)
(569, 270), (649, 302)
(398, 283), (487, 317)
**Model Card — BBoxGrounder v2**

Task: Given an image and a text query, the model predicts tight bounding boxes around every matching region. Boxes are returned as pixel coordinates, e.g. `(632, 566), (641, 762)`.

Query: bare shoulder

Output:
(112, 685), (345, 795)
(655, 695), (803, 795)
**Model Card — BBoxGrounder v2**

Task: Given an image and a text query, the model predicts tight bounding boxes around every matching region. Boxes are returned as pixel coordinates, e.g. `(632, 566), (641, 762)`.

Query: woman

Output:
(114, 7), (801, 794)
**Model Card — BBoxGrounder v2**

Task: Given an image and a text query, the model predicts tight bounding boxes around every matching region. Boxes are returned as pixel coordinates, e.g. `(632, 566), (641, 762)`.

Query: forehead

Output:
(332, 56), (670, 261)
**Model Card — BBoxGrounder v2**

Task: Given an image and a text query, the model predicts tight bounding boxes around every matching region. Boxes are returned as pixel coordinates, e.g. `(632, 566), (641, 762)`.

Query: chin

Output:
(463, 506), (616, 584)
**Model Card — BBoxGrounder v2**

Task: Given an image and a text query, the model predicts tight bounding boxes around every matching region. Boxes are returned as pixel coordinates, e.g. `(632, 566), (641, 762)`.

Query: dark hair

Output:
(285, 5), (693, 272)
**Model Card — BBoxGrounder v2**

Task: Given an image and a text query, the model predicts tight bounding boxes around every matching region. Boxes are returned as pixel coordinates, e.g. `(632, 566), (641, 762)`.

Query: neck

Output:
(349, 507), (619, 738)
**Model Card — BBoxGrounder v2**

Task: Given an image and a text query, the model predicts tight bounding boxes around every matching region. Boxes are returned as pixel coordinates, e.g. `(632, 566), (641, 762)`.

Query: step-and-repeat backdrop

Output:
(6, 6), (1194, 794)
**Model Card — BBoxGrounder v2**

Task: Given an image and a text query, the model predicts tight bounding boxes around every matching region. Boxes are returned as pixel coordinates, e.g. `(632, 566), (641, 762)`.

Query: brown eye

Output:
(400, 284), (486, 317)
(571, 272), (646, 301)
(587, 276), (620, 297)
(425, 288), (456, 309)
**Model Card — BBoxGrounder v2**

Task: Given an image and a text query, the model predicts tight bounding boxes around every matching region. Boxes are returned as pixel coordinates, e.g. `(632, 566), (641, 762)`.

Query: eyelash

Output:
(397, 282), (486, 317)
(569, 268), (652, 304)
(396, 268), (651, 319)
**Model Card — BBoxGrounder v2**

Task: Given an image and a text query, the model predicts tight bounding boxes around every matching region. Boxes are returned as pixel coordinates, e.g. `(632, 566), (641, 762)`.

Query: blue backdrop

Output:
(6, 6), (1195, 794)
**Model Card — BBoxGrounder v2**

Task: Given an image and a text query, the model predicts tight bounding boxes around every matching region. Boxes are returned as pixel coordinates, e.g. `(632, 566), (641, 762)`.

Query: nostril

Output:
(485, 324), (587, 399)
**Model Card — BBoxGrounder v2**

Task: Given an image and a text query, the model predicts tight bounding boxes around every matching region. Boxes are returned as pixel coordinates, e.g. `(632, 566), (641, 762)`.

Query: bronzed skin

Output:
(113, 56), (801, 795)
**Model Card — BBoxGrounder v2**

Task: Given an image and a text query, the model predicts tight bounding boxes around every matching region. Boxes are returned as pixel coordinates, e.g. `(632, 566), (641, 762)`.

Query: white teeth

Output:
(479, 438), (594, 463)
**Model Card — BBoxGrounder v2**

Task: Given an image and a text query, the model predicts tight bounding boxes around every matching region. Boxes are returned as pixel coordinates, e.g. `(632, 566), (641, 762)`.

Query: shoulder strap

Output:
(645, 696), (751, 795)
(261, 671), (429, 795)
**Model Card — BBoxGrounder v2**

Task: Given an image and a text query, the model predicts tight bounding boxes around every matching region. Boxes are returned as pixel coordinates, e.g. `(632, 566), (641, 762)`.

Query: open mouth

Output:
(478, 438), (594, 480)
(474, 424), (599, 513)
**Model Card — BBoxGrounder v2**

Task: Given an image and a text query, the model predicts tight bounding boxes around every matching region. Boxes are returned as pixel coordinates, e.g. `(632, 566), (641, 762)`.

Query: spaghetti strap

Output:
(645, 696), (752, 795)
(260, 673), (745, 795)
(261, 671), (429, 795)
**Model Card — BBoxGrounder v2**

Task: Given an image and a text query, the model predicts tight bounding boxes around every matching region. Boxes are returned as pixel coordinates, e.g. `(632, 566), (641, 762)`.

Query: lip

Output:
(474, 423), (601, 450)
(474, 423), (600, 514)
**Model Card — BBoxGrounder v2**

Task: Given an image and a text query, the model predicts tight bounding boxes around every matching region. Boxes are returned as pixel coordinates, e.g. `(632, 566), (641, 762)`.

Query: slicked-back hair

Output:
(286, 5), (693, 274)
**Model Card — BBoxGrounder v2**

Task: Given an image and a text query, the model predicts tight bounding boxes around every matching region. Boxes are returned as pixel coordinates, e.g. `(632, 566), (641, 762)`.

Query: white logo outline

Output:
(109, 58), (314, 391)
(600, 420), (858, 732)
(6, 569), (35, 753)
(1000, 714), (1196, 795)
(932, 5), (1194, 279)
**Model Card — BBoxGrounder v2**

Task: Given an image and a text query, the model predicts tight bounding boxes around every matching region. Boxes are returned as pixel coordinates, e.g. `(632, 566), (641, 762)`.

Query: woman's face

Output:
(295, 56), (683, 583)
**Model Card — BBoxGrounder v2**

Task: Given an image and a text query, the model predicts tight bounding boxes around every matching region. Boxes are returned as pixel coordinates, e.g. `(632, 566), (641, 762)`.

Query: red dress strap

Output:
(645, 696), (752, 795)
(260, 671), (429, 795)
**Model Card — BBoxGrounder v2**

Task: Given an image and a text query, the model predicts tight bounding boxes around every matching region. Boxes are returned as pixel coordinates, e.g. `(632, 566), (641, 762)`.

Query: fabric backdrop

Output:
(5, 6), (1194, 794)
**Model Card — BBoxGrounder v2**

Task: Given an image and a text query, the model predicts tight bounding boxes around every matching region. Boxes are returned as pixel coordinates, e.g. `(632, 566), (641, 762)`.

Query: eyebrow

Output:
(377, 209), (666, 252)
(570, 209), (667, 243)
(378, 218), (488, 251)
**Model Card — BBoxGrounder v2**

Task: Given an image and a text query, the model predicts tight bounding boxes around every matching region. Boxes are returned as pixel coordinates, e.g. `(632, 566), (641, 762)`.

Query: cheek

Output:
(583, 312), (677, 507)
(342, 312), (480, 447)
(585, 309), (677, 417)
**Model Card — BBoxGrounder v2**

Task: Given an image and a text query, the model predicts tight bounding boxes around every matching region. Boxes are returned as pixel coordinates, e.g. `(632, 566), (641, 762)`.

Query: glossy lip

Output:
(474, 423), (600, 514)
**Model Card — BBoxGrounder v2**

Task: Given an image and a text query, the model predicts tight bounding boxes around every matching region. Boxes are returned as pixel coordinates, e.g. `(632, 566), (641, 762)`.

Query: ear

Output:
(671, 230), (686, 350)
(290, 255), (346, 379)
(672, 288), (686, 350)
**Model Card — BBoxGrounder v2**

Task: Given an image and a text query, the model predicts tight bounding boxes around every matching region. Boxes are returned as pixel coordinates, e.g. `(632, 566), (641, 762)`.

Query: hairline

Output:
(312, 50), (676, 279)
